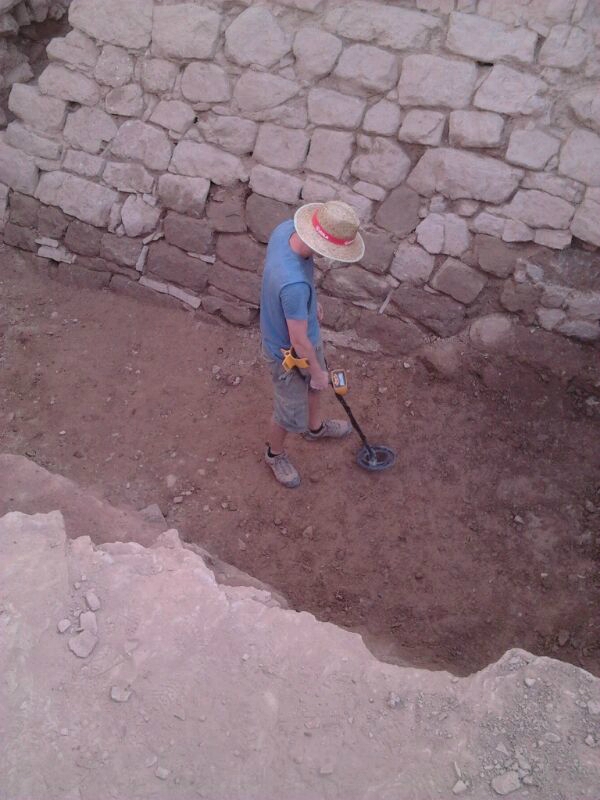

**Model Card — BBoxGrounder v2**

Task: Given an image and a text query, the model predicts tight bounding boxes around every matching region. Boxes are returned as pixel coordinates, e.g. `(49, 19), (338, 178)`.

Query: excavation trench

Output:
(1, 250), (599, 677)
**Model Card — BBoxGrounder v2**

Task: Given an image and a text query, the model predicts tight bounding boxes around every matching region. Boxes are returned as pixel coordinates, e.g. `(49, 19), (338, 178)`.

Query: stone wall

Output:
(1, 0), (599, 349)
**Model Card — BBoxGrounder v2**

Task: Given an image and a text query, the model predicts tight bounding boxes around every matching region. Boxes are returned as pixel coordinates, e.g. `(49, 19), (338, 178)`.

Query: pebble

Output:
(491, 771), (521, 795)
(544, 732), (561, 743)
(524, 677), (536, 688)
(585, 734), (596, 747)
(57, 619), (71, 633)
(557, 629), (570, 647)
(587, 700), (600, 715)
(110, 685), (132, 703)
(85, 591), (101, 612)
(68, 630), (98, 658)
(387, 692), (402, 709)
(155, 766), (170, 780)
(319, 765), (334, 776)
(79, 611), (97, 635)
(173, 496), (183, 504)
(452, 780), (468, 795)
(166, 474), (177, 488)
(513, 515), (525, 525)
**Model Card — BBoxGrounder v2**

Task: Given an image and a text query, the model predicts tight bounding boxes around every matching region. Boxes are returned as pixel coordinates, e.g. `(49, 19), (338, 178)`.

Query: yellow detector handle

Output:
(281, 347), (310, 372)
(331, 369), (348, 396)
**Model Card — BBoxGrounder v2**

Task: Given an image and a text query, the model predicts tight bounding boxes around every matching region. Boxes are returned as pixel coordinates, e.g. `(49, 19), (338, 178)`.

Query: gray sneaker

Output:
(303, 419), (352, 441)
(265, 448), (301, 488)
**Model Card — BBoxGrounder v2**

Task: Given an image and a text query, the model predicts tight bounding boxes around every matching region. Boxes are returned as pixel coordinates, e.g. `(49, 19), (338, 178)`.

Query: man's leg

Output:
(268, 418), (287, 455)
(308, 388), (323, 433)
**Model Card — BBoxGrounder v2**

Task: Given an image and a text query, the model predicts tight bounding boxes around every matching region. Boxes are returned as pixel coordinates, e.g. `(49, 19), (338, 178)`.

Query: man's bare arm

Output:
(286, 318), (329, 390)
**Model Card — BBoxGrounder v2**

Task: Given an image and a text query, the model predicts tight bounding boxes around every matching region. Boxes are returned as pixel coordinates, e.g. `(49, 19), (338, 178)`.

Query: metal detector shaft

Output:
(333, 392), (375, 456)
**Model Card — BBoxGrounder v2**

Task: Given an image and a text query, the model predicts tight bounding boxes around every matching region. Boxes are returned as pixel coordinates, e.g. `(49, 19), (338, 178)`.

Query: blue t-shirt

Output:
(260, 220), (320, 360)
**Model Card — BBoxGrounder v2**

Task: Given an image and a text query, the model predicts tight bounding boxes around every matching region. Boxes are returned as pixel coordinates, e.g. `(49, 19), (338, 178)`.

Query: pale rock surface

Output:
(474, 65), (547, 116)
(63, 107), (117, 154)
(69, 0), (153, 50)
(399, 110), (446, 145)
(63, 150), (104, 178)
(476, 0), (578, 33)
(94, 45), (133, 88)
(233, 72), (300, 113)
(249, 165), (303, 204)
(498, 189), (575, 229)
(225, 7), (289, 68)
(306, 129), (355, 180)
(323, 264), (390, 300)
(149, 101), (195, 134)
(503, 220), (534, 242)
(557, 318), (600, 341)
(121, 195), (161, 238)
(363, 100), (401, 136)
(505, 129), (561, 169)
(111, 120), (172, 172)
(353, 182), (386, 202)
(521, 172), (584, 203)
(408, 148), (523, 203)
(539, 24), (592, 70)
(375, 185), (421, 236)
(139, 58), (178, 94)
(470, 313), (515, 349)
(105, 84), (143, 117)
(157, 174), (210, 217)
(35, 171), (117, 227)
(449, 110), (504, 148)
(47, 30), (99, 70)
(471, 212), (505, 237)
(181, 63), (231, 104)
(446, 11), (538, 63)
(569, 85), (600, 134)
(171, 141), (246, 187)
(397, 54), (477, 109)
(307, 88), (366, 129)
(390, 242), (435, 284)
(559, 129), (600, 186)
(416, 212), (471, 256)
(197, 114), (258, 156)
(431, 256), (486, 303)
(571, 192), (600, 246)
(334, 44), (398, 92)
(0, 141), (38, 194)
(292, 27), (342, 80)
(534, 229), (572, 249)
(152, 4), (221, 60)
(253, 124), (310, 171)
(537, 307), (566, 330)
(324, 3), (441, 50)
(277, 0), (324, 10)
(5, 121), (62, 161)
(455, 199), (479, 216)
(9, 83), (67, 133)
(350, 138), (411, 189)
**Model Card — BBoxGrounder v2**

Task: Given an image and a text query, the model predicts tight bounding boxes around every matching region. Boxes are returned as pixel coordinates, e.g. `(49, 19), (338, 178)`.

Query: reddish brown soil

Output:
(1, 245), (599, 676)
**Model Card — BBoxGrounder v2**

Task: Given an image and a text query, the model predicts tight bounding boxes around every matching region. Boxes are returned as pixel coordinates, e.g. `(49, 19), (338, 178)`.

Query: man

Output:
(260, 200), (365, 488)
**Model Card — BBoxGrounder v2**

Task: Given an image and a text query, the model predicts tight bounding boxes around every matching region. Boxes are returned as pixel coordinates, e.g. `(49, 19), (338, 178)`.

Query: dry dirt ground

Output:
(1, 244), (599, 677)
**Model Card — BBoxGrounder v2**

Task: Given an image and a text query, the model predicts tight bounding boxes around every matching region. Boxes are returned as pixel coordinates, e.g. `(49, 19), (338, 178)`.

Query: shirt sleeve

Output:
(280, 282), (311, 321)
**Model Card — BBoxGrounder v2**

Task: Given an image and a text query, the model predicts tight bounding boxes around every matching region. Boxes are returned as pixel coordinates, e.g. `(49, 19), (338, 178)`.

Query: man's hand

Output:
(309, 367), (329, 391)
(317, 301), (324, 323)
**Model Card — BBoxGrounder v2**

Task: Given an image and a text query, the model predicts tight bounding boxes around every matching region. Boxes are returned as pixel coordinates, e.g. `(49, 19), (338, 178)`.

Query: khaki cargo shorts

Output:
(263, 344), (326, 434)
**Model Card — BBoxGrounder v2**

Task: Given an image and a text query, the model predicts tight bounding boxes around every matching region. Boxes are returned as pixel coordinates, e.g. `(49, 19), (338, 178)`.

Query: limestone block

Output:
(568, 85), (600, 134)
(105, 84), (144, 117)
(47, 30), (99, 70)
(233, 72), (300, 113)
(322, 264), (390, 301)
(5, 122), (62, 160)
(149, 101), (195, 134)
(38, 63), (100, 106)
(334, 45), (398, 93)
(446, 11), (537, 64)
(241, 98), (308, 130)
(171, 141), (246, 187)
(408, 148), (523, 203)
(253, 124), (310, 171)
(0, 141), (38, 195)
(336, 187), (373, 223)
(360, 228), (396, 274)
(164, 212), (213, 254)
(38, 205), (70, 239)
(35, 171), (117, 226)
(570, 193), (600, 246)
(94, 45), (133, 88)
(103, 162), (154, 194)
(293, 28), (342, 80)
(397, 55), (477, 109)
(473, 234), (517, 277)
(8, 83), (67, 133)
(534, 229), (572, 249)
(363, 101), (401, 136)
(216, 234), (265, 273)
(455, 199), (479, 216)
(306, 129), (354, 180)
(390, 285), (466, 336)
(476, 0), (577, 33)
(350, 138), (410, 190)
(181, 63), (231, 104)
(69, 0), (152, 49)
(111, 120), (172, 171)
(157, 174), (210, 217)
(7, 193), (39, 227)
(206, 186), (246, 234)
(65, 219), (102, 255)
(147, 240), (210, 291)
(537, 307), (566, 330)
(225, 7), (289, 68)
(151, 5), (221, 60)
(307, 89), (366, 129)
(431, 257), (486, 304)
(418, 0), (456, 10)
(324, 3), (441, 50)
(416, 212), (471, 256)
(0, 11), (17, 34)
(474, 65), (547, 116)
(469, 313), (514, 349)
(197, 115), (258, 156)
(505, 129), (561, 169)
(121, 196), (161, 238)
(140, 59), (179, 94)
(557, 318), (600, 341)
(0, 182), (8, 231)
(302, 176), (337, 203)
(3, 221), (38, 250)
(208, 262), (262, 305)
(398, 110), (445, 146)
(559, 129), (600, 186)
(390, 242), (435, 284)
(246, 194), (292, 243)
(277, 0), (324, 9)
(99, 233), (143, 267)
(502, 220), (533, 242)
(249, 166), (303, 204)
(448, 111), (504, 148)
(64, 107), (117, 154)
(375, 185), (421, 236)
(521, 172), (584, 203)
(353, 182), (386, 202)
(539, 24), (592, 70)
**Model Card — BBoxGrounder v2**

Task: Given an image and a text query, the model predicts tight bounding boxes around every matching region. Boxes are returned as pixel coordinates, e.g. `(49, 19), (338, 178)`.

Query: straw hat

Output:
(294, 200), (365, 263)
